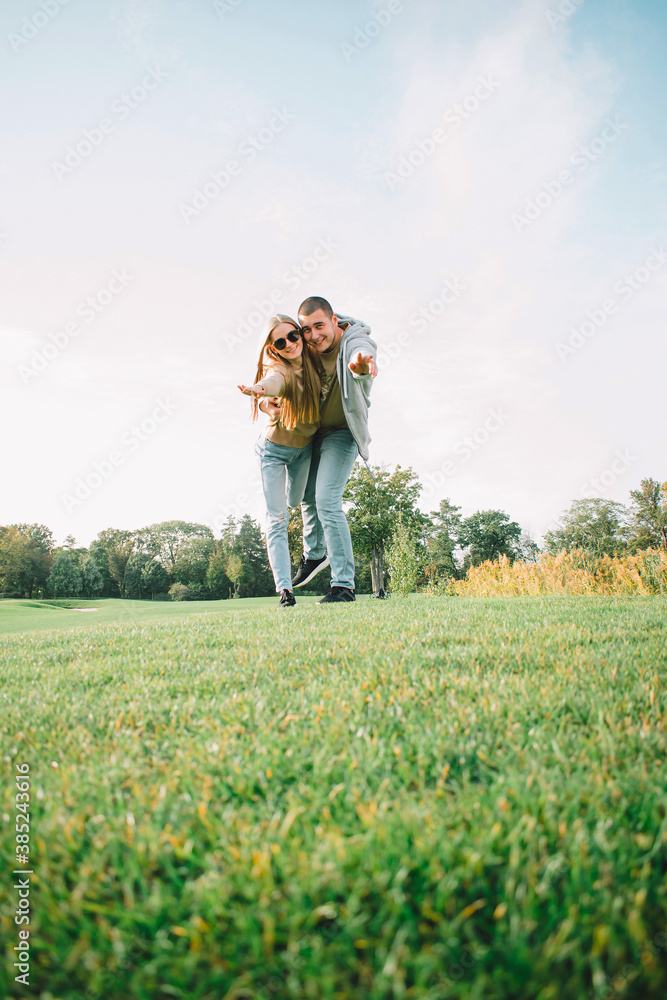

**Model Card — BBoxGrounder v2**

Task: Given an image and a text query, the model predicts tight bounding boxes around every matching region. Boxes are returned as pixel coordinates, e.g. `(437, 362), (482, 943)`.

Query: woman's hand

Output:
(260, 397), (282, 417)
(238, 383), (264, 396)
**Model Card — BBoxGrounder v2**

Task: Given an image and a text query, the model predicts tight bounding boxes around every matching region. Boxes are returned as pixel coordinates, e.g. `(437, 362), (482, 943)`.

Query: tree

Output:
(207, 517), (274, 599)
(95, 529), (137, 597)
(124, 552), (152, 599)
(219, 515), (238, 548)
(0, 524), (55, 598)
(225, 553), (243, 598)
(544, 499), (629, 557)
(139, 521), (215, 576)
(425, 499), (463, 581)
(516, 531), (541, 563)
(173, 536), (215, 595)
(88, 537), (121, 597)
(0, 527), (31, 597)
(81, 555), (104, 598)
(628, 478), (667, 550)
(458, 509), (523, 569)
(142, 559), (169, 599)
(234, 515), (274, 597)
(48, 553), (83, 598)
(206, 542), (233, 599)
(14, 523), (56, 553)
(344, 465), (428, 597)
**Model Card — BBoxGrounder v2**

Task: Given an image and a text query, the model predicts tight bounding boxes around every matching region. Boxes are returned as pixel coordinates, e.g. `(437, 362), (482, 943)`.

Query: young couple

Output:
(238, 296), (376, 607)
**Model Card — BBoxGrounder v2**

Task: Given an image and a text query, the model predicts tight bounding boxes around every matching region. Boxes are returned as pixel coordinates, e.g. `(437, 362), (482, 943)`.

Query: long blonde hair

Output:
(251, 314), (320, 430)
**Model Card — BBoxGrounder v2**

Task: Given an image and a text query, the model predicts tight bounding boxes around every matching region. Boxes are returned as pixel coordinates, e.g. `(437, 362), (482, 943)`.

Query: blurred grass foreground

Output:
(1, 594), (666, 999)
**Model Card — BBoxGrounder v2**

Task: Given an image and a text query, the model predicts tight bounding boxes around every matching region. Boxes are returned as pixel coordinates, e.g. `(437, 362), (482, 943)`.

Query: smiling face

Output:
(270, 322), (303, 361)
(298, 308), (340, 353)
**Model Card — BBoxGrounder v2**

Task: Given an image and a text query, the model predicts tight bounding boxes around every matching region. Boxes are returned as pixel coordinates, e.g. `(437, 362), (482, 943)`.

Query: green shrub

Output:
(387, 510), (420, 596)
(168, 582), (192, 601)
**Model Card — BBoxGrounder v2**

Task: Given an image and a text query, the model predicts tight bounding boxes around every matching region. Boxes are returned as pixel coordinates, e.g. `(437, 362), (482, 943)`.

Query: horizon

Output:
(5, 463), (652, 553)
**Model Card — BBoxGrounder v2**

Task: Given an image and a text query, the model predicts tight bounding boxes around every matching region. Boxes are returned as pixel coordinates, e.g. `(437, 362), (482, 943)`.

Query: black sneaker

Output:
(292, 554), (330, 589)
(319, 586), (355, 603)
(278, 589), (296, 608)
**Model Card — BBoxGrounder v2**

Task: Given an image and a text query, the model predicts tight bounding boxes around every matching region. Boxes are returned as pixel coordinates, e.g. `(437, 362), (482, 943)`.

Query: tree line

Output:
(0, 516), (272, 602)
(1, 470), (664, 601)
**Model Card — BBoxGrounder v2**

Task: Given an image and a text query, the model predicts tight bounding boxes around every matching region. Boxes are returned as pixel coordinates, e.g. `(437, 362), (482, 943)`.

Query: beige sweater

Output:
(258, 355), (320, 448)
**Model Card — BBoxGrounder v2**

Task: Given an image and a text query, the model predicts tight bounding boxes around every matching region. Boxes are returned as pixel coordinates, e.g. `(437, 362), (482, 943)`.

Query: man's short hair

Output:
(298, 296), (334, 319)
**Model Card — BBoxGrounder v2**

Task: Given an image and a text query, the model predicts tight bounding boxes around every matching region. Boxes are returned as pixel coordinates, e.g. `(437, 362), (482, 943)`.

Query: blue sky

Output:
(1, 0), (666, 547)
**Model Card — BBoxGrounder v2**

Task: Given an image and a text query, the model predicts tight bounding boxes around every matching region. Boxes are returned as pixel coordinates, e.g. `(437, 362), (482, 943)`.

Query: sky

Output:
(1, 0), (666, 548)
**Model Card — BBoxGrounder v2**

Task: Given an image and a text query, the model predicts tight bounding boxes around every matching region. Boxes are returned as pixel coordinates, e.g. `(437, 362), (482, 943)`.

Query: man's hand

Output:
(348, 352), (377, 377)
(259, 397), (281, 417)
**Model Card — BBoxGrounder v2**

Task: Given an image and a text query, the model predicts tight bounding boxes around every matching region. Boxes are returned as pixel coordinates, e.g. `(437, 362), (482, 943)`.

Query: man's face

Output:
(298, 308), (339, 353)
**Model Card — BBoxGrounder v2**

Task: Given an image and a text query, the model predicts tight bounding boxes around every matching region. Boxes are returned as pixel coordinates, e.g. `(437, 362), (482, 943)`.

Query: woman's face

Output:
(270, 322), (303, 360)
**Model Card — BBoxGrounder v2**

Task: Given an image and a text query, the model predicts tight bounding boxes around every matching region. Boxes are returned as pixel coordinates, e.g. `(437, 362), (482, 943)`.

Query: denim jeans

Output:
(256, 436), (313, 593)
(301, 429), (359, 590)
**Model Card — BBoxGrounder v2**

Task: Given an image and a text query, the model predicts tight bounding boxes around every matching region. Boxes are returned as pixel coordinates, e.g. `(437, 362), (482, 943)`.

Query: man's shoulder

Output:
(340, 323), (373, 342)
(340, 325), (375, 356)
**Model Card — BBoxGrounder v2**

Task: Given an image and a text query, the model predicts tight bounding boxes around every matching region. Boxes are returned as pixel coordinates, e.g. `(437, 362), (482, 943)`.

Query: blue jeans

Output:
(301, 429), (359, 590)
(256, 437), (313, 593)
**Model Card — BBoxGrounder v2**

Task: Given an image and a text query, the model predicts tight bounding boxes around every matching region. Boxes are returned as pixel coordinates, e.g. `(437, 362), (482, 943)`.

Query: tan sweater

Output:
(258, 355), (320, 448)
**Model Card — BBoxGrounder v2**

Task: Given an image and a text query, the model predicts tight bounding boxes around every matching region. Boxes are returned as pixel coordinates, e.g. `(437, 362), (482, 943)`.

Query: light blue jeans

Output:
(256, 436), (313, 593)
(301, 429), (359, 590)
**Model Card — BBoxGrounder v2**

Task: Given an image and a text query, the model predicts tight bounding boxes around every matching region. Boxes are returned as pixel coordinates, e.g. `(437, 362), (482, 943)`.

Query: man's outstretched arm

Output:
(336, 315), (378, 378)
(349, 352), (376, 376)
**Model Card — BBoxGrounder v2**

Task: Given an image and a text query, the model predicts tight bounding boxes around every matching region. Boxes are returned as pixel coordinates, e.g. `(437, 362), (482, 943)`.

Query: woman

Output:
(238, 314), (321, 608)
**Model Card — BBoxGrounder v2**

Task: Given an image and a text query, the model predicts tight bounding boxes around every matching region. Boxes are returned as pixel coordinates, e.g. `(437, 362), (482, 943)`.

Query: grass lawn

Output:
(1, 595), (666, 999)
(0, 595), (321, 636)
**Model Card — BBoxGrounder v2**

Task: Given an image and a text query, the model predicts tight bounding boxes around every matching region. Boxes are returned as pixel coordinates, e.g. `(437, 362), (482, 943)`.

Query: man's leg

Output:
(314, 429), (358, 590)
(300, 436), (325, 560)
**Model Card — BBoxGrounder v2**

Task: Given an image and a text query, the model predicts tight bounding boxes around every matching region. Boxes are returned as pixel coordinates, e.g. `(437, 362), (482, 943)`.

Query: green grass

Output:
(1, 595), (666, 999)
(0, 595), (321, 635)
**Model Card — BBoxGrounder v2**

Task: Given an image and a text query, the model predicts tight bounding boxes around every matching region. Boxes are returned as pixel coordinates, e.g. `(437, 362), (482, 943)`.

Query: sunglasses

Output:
(272, 330), (301, 351)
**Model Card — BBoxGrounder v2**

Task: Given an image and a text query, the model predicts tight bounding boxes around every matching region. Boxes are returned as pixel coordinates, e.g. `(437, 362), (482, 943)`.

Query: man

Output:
(290, 295), (376, 603)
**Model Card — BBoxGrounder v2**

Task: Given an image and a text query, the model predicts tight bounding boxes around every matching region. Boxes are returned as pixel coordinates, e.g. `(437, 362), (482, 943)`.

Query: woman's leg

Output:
(285, 440), (313, 509)
(256, 440), (294, 593)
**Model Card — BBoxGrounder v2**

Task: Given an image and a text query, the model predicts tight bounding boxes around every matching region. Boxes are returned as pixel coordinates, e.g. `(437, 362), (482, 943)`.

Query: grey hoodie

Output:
(334, 315), (376, 462)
